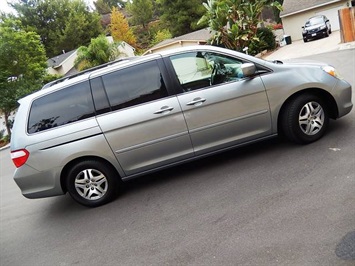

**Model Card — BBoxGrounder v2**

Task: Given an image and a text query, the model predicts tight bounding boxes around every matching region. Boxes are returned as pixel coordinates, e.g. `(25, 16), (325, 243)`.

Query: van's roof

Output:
(20, 45), (265, 103)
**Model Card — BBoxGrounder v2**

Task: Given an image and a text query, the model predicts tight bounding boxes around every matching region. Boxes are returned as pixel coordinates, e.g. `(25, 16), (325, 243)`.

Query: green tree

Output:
(0, 19), (47, 137)
(11, 0), (103, 58)
(199, 0), (282, 54)
(127, 0), (153, 29)
(94, 0), (111, 14)
(74, 35), (122, 71)
(94, 0), (126, 13)
(273, 0), (284, 23)
(157, 0), (207, 37)
(150, 29), (172, 46)
(106, 0), (126, 8)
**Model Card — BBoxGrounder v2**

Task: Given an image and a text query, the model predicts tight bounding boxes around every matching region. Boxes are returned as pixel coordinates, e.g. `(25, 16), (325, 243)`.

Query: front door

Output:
(169, 51), (272, 155)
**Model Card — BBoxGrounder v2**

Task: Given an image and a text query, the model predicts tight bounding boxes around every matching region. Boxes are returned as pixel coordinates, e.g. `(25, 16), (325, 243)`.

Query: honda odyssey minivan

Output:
(11, 46), (352, 207)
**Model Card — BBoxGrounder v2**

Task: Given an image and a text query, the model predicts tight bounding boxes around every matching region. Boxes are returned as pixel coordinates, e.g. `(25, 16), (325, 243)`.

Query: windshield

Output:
(305, 17), (324, 27)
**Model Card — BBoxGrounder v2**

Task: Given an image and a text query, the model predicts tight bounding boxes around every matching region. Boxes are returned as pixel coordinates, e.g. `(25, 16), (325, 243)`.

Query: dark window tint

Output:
(90, 77), (111, 115)
(102, 60), (168, 111)
(28, 81), (95, 134)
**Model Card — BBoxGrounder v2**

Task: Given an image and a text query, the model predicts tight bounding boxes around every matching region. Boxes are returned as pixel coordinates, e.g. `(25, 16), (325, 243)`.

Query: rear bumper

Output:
(13, 165), (64, 199)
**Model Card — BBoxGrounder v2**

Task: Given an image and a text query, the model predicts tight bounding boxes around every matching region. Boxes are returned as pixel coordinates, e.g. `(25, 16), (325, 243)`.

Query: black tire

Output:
(66, 160), (120, 207)
(281, 94), (329, 144)
(303, 38), (308, 43)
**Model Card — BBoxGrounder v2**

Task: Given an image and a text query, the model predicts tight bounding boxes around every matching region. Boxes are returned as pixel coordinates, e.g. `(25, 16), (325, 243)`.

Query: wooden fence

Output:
(339, 7), (355, 43)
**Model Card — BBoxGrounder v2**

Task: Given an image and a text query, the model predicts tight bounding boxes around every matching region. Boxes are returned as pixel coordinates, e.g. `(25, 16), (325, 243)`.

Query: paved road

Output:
(1, 49), (354, 266)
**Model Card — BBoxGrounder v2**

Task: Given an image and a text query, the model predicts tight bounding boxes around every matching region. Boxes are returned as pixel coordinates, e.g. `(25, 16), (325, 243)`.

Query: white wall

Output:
(118, 42), (135, 57)
(106, 36), (135, 57)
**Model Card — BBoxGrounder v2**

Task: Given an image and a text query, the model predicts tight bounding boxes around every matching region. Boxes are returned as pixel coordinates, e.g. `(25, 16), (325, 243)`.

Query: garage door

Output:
(316, 6), (343, 31)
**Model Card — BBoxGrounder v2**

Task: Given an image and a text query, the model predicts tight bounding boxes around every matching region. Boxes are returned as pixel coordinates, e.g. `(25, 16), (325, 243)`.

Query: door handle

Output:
(154, 106), (174, 114)
(186, 97), (206, 106)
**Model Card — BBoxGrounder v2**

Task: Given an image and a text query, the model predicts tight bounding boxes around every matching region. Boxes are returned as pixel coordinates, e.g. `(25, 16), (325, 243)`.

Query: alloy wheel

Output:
(74, 169), (108, 200)
(298, 101), (325, 136)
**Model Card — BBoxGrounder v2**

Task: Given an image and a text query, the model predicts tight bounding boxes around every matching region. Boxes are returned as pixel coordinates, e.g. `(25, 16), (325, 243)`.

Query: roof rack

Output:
(42, 57), (137, 90)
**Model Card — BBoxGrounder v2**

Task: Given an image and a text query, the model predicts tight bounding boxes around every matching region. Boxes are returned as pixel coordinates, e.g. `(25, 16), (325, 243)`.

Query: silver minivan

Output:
(10, 46), (353, 207)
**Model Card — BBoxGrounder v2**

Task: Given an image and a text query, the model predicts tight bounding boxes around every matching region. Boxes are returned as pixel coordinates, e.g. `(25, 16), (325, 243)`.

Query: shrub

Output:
(257, 27), (276, 51)
(247, 27), (276, 56)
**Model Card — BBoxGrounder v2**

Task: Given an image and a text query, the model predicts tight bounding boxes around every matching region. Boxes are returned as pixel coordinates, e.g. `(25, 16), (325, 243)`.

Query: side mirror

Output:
(241, 63), (256, 77)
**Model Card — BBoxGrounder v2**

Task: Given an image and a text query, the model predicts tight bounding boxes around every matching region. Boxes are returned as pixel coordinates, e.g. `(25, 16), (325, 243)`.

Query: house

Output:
(47, 38), (135, 77)
(47, 50), (78, 77)
(280, 0), (353, 41)
(105, 37), (136, 57)
(144, 28), (213, 55)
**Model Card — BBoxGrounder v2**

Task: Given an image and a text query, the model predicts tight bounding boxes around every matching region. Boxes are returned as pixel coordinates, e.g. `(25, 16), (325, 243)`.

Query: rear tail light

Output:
(11, 149), (30, 168)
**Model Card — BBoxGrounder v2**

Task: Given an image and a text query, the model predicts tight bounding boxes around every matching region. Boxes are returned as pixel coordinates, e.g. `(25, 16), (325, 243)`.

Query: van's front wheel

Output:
(66, 160), (119, 207)
(281, 94), (329, 144)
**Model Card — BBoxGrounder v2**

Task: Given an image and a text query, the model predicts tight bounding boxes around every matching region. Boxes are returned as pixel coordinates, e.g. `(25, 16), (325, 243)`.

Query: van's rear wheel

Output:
(66, 160), (119, 207)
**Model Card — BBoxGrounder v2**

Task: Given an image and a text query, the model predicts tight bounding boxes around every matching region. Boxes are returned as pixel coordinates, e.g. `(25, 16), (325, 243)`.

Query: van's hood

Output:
(281, 58), (328, 67)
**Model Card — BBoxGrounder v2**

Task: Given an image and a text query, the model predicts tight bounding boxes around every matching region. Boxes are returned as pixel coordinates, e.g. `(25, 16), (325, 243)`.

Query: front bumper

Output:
(333, 79), (353, 118)
(303, 29), (328, 40)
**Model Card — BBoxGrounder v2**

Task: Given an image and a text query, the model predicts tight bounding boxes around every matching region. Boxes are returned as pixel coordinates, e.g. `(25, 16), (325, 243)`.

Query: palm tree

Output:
(74, 35), (123, 71)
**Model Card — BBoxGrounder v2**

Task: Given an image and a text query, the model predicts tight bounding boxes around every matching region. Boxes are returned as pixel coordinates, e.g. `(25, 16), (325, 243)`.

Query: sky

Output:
(0, 0), (15, 14)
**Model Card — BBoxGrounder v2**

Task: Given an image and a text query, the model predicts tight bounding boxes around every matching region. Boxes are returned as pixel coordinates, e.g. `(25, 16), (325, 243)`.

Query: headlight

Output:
(322, 66), (342, 79)
(320, 25), (326, 30)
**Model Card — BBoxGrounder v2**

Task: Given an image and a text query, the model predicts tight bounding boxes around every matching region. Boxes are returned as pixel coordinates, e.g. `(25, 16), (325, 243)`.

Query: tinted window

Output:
(28, 81), (95, 134)
(102, 60), (168, 111)
(170, 52), (244, 92)
(90, 77), (111, 115)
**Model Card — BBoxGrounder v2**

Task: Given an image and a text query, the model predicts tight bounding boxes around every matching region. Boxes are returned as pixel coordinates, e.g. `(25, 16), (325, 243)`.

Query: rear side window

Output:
(102, 60), (168, 111)
(28, 81), (95, 134)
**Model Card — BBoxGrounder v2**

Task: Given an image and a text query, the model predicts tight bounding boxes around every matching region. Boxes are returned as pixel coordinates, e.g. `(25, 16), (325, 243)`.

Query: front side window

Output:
(28, 81), (95, 134)
(102, 60), (168, 111)
(170, 51), (245, 92)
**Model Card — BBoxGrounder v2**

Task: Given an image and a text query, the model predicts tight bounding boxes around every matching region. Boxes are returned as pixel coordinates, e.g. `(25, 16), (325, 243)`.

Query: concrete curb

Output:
(338, 41), (355, 50)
